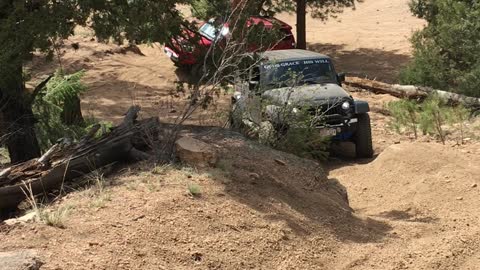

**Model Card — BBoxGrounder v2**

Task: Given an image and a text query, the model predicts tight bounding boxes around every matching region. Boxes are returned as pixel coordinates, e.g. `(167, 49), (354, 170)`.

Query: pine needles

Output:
(32, 70), (112, 151)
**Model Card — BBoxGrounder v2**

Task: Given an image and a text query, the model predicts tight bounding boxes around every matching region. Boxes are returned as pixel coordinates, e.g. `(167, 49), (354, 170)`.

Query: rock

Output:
(274, 159), (287, 166)
(0, 250), (43, 270)
(175, 137), (217, 168)
(456, 197), (463, 201)
(472, 183), (477, 188)
(249, 172), (260, 179)
(4, 212), (37, 226)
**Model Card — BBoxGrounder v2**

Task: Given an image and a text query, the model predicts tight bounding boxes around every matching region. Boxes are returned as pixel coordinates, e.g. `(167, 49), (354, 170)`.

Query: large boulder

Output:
(0, 250), (43, 270)
(175, 137), (217, 168)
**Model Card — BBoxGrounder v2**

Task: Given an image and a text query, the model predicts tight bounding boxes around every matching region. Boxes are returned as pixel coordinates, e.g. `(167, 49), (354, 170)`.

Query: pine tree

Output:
(0, 0), (188, 163)
(401, 0), (480, 97)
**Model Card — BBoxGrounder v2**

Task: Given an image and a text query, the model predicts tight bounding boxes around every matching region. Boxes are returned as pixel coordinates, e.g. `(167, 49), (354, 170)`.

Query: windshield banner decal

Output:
(262, 59), (330, 70)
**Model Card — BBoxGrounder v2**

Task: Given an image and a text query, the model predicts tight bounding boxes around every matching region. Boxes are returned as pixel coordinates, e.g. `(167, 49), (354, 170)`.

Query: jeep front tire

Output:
(354, 113), (373, 158)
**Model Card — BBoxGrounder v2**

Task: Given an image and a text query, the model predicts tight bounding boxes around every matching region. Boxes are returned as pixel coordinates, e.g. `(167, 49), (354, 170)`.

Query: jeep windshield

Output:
(259, 59), (337, 90)
(199, 23), (217, 40)
(199, 22), (229, 41)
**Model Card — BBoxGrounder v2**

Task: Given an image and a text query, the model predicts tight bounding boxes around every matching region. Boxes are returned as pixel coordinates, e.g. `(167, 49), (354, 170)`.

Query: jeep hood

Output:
(261, 83), (351, 106)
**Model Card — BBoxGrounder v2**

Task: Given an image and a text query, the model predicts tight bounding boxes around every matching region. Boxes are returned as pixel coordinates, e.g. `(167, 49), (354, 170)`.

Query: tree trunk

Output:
(0, 67), (41, 164)
(62, 96), (84, 126)
(296, 0), (307, 49)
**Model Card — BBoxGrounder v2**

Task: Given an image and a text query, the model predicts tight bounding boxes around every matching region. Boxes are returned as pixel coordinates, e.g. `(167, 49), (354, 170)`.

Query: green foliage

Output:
(43, 70), (87, 106)
(276, 126), (331, 160)
(191, 0), (232, 19)
(187, 183), (202, 197)
(387, 95), (472, 144)
(418, 95), (449, 144)
(244, 0), (357, 19)
(401, 0), (480, 97)
(387, 99), (419, 138)
(32, 70), (111, 150)
(253, 105), (331, 160)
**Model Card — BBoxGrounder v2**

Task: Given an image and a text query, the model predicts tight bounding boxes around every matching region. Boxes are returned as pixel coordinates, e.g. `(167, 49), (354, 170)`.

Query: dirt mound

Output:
(0, 130), (391, 269)
(329, 142), (480, 269)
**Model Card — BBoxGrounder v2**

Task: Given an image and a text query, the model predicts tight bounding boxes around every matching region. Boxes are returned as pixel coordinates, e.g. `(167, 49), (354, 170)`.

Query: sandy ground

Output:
(278, 0), (425, 82)
(2, 0), (480, 269)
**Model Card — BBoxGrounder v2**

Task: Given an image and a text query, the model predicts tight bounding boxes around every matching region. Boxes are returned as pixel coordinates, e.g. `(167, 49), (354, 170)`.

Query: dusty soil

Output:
(277, 0), (425, 82)
(2, 0), (480, 269)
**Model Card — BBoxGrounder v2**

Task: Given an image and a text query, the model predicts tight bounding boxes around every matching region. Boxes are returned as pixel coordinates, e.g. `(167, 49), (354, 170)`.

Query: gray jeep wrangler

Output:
(230, 49), (373, 158)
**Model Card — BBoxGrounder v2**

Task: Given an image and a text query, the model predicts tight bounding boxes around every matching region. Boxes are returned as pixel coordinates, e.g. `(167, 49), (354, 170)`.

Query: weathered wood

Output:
(345, 76), (480, 108)
(0, 168), (11, 178)
(38, 144), (59, 166)
(0, 106), (160, 210)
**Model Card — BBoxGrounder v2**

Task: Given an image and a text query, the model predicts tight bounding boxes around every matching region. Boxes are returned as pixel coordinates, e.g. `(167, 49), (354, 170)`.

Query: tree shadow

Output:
(308, 43), (412, 83)
(377, 209), (439, 224)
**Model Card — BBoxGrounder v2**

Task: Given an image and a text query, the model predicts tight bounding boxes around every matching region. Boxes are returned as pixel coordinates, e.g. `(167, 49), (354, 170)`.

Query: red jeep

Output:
(164, 16), (295, 67)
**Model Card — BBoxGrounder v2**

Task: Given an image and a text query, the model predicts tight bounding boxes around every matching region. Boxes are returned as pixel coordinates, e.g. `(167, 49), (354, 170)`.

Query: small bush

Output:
(387, 100), (420, 138)
(151, 164), (173, 175)
(187, 183), (202, 197)
(276, 127), (331, 160)
(33, 70), (112, 151)
(39, 205), (71, 228)
(387, 94), (473, 144)
(418, 95), (449, 144)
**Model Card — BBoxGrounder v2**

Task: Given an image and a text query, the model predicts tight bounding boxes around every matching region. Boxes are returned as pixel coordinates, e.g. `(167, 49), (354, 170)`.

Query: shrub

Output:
(401, 0), (480, 97)
(419, 95), (449, 144)
(39, 205), (71, 228)
(33, 70), (111, 151)
(387, 94), (473, 144)
(387, 99), (420, 138)
(187, 183), (202, 197)
(275, 126), (331, 160)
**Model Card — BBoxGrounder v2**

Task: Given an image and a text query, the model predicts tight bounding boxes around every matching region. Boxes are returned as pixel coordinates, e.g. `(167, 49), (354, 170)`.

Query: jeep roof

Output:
(260, 49), (330, 62)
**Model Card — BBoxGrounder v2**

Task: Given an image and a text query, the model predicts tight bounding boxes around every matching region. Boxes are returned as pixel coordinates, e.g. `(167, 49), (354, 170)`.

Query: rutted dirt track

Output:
(1, 0), (480, 269)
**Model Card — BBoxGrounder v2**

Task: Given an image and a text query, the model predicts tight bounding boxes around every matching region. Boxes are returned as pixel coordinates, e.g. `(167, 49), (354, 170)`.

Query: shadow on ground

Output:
(184, 128), (393, 244)
(308, 43), (412, 83)
(377, 209), (439, 224)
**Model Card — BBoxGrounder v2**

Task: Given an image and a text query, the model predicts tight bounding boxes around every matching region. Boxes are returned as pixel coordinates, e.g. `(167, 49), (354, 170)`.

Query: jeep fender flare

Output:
(354, 100), (370, 114)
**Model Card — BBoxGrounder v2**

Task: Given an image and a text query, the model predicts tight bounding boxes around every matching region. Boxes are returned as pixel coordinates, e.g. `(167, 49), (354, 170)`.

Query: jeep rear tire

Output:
(354, 113), (373, 158)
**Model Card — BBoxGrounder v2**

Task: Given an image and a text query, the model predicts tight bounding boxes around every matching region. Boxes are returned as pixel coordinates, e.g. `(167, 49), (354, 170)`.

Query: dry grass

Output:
(39, 205), (72, 228)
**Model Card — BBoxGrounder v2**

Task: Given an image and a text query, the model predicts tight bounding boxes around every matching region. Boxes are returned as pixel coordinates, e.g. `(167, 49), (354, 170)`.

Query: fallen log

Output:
(0, 106), (159, 211)
(345, 76), (480, 108)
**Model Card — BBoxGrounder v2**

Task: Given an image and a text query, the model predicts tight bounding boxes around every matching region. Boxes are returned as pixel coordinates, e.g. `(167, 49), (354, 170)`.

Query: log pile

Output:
(345, 76), (480, 109)
(0, 106), (159, 210)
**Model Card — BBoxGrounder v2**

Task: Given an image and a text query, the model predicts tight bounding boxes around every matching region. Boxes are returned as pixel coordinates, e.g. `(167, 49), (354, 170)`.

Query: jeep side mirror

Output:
(337, 73), (346, 83)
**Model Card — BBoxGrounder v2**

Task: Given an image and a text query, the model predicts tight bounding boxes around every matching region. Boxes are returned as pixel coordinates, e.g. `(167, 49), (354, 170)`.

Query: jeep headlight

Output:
(341, 101), (351, 110)
(233, 91), (242, 100)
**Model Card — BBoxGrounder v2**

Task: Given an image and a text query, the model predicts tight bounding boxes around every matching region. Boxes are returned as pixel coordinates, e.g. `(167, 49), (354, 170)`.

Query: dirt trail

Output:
(328, 142), (480, 269)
